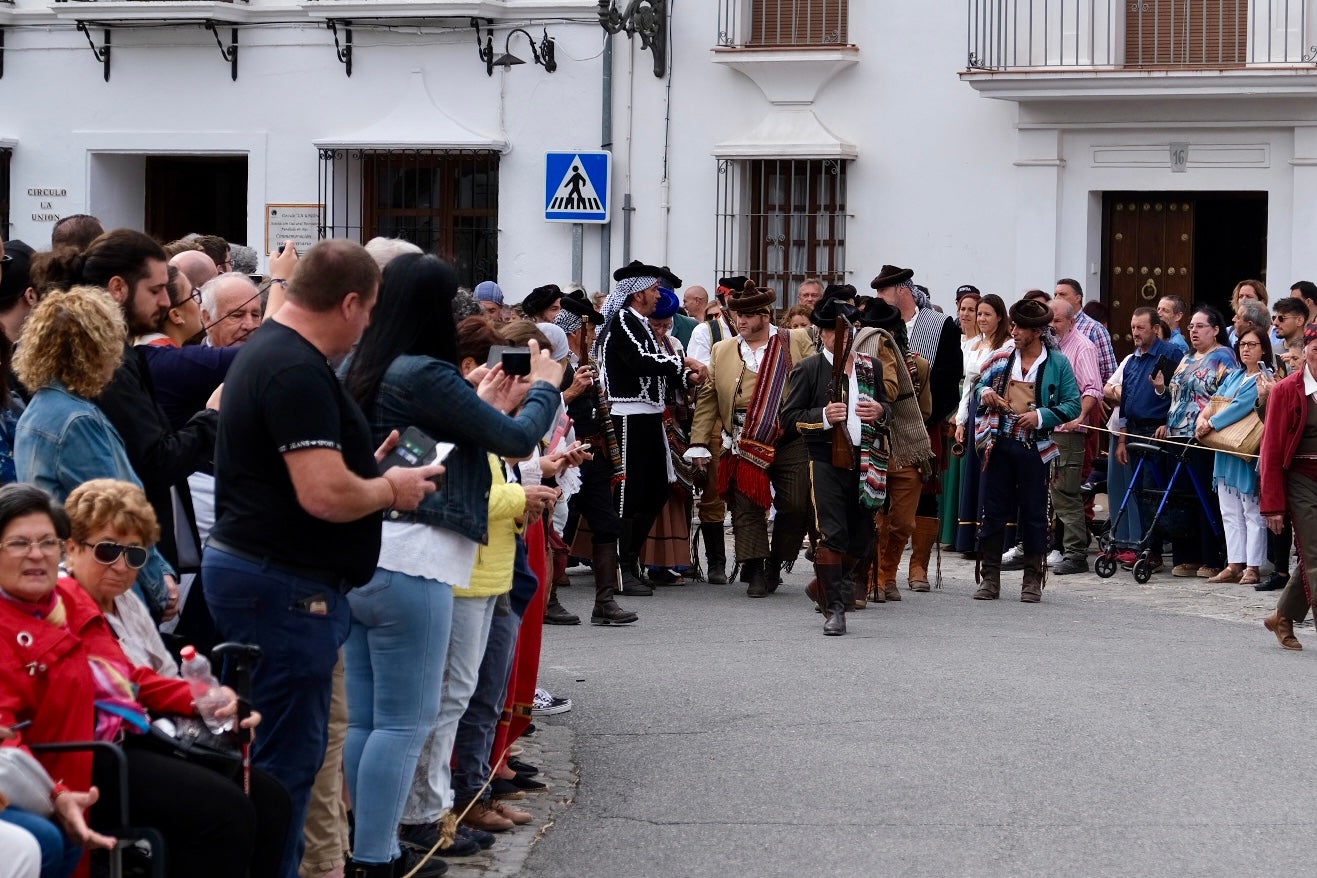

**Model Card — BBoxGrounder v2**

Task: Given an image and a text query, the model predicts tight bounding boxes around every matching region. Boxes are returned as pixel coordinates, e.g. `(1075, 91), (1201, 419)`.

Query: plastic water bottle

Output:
(179, 646), (232, 734)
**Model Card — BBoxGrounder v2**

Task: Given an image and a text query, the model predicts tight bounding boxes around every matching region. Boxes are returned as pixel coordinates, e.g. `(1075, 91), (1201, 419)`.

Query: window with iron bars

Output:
(719, 0), (850, 47)
(715, 158), (848, 307)
(317, 148), (499, 289)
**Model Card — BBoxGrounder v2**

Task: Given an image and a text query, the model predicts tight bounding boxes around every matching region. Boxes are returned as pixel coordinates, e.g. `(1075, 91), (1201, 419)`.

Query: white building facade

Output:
(1, 0), (1314, 352)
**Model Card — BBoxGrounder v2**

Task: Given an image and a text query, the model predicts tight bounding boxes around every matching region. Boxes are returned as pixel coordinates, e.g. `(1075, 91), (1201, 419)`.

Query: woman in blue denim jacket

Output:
(11, 288), (173, 617)
(339, 253), (565, 876)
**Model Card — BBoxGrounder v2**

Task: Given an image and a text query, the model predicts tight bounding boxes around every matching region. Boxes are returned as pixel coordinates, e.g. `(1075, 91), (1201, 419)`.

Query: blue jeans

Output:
(343, 569), (453, 864)
(452, 605), (523, 805)
(202, 547), (351, 878)
(0, 809), (80, 878)
(402, 595), (496, 824)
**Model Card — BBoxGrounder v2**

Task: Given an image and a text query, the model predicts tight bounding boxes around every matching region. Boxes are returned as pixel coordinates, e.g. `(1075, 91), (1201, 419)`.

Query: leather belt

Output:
(206, 538), (352, 594)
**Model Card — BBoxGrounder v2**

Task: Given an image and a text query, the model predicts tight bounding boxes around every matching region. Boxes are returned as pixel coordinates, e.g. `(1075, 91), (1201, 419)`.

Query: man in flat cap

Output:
(782, 298), (887, 636)
(597, 261), (708, 595)
(969, 298), (1081, 603)
(871, 266), (961, 592)
(685, 282), (816, 597)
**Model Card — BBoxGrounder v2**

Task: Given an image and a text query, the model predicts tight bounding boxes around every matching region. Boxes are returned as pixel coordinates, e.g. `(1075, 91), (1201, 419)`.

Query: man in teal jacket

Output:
(970, 298), (1081, 603)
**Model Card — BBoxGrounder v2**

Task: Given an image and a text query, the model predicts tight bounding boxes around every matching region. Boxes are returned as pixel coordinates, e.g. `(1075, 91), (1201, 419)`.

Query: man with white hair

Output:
(364, 236), (423, 271)
(170, 248), (219, 291)
(201, 272), (263, 347)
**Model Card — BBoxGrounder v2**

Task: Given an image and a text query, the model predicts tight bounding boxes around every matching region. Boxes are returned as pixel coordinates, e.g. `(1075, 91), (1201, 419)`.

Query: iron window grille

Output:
(715, 158), (849, 307)
(317, 147), (499, 289)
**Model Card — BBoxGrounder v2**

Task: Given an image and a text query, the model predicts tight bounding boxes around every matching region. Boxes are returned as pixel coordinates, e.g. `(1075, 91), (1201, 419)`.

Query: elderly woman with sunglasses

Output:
(0, 482), (280, 878)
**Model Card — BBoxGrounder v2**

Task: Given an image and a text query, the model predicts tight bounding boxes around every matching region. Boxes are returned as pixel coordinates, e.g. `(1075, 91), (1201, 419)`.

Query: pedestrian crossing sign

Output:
(545, 151), (611, 223)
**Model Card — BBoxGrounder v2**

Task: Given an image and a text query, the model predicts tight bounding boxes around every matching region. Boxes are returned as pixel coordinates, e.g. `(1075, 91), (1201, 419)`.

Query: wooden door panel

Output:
(1103, 192), (1196, 359)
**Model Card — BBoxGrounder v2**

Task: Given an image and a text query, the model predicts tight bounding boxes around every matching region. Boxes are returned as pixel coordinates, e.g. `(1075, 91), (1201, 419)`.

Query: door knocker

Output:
(1141, 278), (1158, 300)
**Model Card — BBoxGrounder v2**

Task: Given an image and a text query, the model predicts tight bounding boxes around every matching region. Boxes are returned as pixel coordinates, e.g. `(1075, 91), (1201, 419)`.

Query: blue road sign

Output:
(545, 151), (611, 223)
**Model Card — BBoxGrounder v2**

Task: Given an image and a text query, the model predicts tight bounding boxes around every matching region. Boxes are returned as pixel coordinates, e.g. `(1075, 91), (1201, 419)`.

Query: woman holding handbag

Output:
(1195, 327), (1272, 584)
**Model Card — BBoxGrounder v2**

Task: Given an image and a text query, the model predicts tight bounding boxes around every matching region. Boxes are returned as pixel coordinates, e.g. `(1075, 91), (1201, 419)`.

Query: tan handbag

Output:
(1199, 394), (1263, 458)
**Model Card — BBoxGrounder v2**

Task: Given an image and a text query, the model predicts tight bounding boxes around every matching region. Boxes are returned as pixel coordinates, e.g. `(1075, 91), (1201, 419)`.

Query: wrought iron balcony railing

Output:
(967, 0), (1317, 70)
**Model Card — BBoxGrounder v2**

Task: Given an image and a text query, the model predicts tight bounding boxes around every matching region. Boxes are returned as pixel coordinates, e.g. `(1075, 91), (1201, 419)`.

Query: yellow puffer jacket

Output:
(461, 454), (526, 598)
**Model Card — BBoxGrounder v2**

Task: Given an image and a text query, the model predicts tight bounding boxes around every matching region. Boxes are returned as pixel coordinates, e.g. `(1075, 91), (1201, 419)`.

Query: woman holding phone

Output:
(340, 255), (564, 877)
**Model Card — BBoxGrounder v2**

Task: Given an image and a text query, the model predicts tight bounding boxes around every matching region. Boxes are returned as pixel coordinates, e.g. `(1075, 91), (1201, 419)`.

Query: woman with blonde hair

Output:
(12, 288), (174, 617)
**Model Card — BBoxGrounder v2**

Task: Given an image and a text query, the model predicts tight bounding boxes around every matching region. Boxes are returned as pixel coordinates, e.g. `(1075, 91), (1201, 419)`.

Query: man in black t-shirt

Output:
(202, 239), (443, 878)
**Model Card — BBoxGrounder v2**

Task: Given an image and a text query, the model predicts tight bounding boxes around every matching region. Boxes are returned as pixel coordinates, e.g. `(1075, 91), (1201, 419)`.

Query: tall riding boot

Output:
(876, 512), (906, 601)
(764, 557), (783, 594)
(973, 532), (1004, 600)
(617, 522), (653, 596)
(551, 546), (570, 588)
(544, 581), (580, 626)
(908, 515), (939, 592)
(1021, 554), (1045, 603)
(816, 547), (848, 636)
(590, 543), (638, 625)
(744, 558), (770, 598)
(849, 555), (870, 609)
(701, 522), (728, 584)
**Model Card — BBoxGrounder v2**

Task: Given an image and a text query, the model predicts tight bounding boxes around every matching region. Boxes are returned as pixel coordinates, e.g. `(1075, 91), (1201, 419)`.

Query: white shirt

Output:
(737, 325), (778, 374)
(379, 521), (480, 591)
(686, 316), (735, 367)
(821, 349), (862, 447)
(1011, 346), (1048, 382)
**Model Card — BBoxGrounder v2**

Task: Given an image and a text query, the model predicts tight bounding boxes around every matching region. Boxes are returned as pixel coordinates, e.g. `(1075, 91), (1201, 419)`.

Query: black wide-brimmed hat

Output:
(870, 265), (914, 290)
(727, 281), (776, 314)
(613, 260), (664, 283)
(522, 284), (563, 317)
(560, 295), (603, 325)
(716, 276), (751, 294)
(658, 266), (684, 289)
(1009, 298), (1052, 329)
(810, 296), (858, 329)
(857, 297), (902, 331)
(821, 283), (857, 304)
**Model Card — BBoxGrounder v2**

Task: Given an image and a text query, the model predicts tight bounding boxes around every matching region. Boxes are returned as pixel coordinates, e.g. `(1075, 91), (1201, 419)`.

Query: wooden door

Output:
(1125, 0), (1246, 68)
(144, 156), (248, 244)
(1103, 194), (1194, 359)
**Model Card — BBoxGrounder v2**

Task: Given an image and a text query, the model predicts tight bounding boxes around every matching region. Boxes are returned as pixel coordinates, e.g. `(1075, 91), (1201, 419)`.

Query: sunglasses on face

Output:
(82, 540), (149, 569)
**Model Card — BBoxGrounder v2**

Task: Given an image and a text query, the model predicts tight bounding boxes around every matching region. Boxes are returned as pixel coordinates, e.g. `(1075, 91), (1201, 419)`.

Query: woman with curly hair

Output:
(11, 287), (174, 616)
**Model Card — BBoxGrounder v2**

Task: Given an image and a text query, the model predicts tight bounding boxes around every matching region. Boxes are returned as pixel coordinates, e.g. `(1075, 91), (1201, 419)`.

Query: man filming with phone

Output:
(202, 240), (445, 876)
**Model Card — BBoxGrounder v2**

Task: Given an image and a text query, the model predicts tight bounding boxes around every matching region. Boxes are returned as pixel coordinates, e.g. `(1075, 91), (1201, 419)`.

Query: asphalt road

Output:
(526, 557), (1316, 878)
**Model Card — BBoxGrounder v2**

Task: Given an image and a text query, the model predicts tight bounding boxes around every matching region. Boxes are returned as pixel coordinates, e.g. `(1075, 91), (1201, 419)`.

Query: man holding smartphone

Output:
(203, 240), (444, 878)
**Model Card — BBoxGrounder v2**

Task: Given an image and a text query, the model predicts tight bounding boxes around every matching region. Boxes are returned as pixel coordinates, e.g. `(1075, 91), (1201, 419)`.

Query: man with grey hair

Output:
(364, 236), (423, 270)
(230, 244), (259, 276)
(201, 272), (263, 347)
(171, 248), (219, 291)
(1233, 297), (1269, 342)
(1047, 298), (1102, 575)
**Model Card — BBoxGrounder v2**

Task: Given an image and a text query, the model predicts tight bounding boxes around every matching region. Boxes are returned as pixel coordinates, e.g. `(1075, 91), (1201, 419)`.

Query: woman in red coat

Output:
(0, 483), (272, 877)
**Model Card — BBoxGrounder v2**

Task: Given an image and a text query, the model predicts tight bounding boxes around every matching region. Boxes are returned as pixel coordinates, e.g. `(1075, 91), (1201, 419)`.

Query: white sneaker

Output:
(1046, 550), (1064, 566)
(1001, 545), (1023, 564)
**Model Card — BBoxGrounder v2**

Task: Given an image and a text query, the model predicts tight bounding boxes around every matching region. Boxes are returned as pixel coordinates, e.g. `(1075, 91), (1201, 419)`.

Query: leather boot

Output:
(544, 583), (580, 625)
(764, 558), (783, 594)
(589, 543), (638, 625)
(876, 513), (908, 599)
(617, 523), (652, 596)
(551, 547), (570, 588)
(744, 558), (770, 598)
(852, 555), (874, 609)
(816, 547), (847, 635)
(974, 532), (1004, 600)
(908, 516), (938, 592)
(701, 522), (728, 584)
(1021, 554), (1045, 603)
(883, 580), (902, 602)
(1264, 610), (1303, 650)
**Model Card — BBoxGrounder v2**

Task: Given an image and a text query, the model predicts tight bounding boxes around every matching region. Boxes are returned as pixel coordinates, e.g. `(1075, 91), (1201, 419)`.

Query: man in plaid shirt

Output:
(1054, 278), (1117, 384)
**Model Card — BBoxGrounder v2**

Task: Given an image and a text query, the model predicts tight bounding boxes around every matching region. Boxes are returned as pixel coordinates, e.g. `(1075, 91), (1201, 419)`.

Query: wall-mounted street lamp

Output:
(473, 20), (557, 76)
(596, 0), (667, 78)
